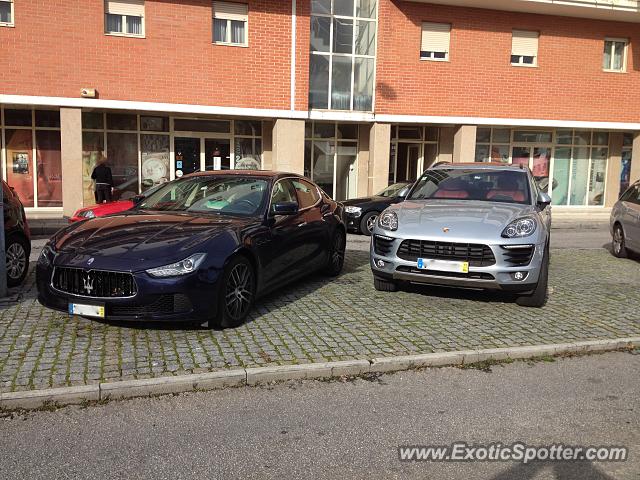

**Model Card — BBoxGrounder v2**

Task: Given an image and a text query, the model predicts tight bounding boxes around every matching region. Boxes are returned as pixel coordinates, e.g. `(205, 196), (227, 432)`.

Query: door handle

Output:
(297, 222), (307, 228)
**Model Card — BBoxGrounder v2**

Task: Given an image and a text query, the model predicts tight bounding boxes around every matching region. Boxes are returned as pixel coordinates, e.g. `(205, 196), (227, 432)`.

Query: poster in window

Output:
(141, 135), (170, 190)
(13, 153), (30, 174)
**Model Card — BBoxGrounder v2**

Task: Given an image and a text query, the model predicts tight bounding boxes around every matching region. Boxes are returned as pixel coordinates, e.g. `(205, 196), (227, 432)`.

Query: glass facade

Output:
(621, 133), (633, 196)
(0, 107), (62, 209)
(309, 0), (377, 111)
(304, 122), (359, 200)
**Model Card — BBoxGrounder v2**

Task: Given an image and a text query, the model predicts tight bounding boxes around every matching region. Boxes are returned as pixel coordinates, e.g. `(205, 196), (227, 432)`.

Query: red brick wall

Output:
(0, 0), (299, 111)
(376, 0), (640, 122)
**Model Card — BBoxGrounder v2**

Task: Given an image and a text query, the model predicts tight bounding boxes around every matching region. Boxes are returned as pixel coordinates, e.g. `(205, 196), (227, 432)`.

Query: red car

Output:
(69, 200), (135, 222)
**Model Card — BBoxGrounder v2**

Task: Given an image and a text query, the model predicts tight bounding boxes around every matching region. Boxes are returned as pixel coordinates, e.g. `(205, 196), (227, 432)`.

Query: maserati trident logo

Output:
(83, 274), (95, 295)
(87, 257), (95, 266)
(442, 227), (450, 233)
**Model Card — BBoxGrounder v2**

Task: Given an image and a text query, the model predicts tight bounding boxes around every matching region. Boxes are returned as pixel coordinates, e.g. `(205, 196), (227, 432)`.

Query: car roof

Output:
(185, 170), (299, 180)
(430, 162), (531, 172)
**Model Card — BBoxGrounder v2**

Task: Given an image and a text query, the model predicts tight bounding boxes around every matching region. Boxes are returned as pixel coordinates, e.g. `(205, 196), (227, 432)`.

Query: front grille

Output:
(396, 266), (495, 280)
(397, 240), (496, 267)
(502, 246), (535, 266)
(110, 294), (192, 317)
(52, 267), (137, 298)
(373, 235), (395, 256)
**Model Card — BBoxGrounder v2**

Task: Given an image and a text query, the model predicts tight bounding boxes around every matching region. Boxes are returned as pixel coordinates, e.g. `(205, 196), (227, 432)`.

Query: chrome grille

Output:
(397, 240), (496, 267)
(52, 267), (137, 298)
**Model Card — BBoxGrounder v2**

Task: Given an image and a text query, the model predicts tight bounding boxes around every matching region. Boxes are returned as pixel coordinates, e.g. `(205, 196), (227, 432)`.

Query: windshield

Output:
(408, 169), (531, 205)
(377, 183), (409, 198)
(138, 176), (269, 216)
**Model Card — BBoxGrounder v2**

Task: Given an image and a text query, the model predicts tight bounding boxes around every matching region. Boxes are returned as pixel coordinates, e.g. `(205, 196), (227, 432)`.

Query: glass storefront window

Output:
(107, 132), (139, 200)
(82, 132), (105, 206)
(141, 134), (170, 191)
(82, 112), (104, 130)
(570, 148), (589, 206)
(312, 140), (334, 197)
(35, 110), (61, 128)
(475, 127), (510, 163)
(476, 128), (491, 144)
(140, 116), (169, 132)
(106, 113), (137, 131)
(337, 123), (358, 140)
(620, 133), (634, 196)
(4, 109), (32, 127)
(389, 126), (439, 183)
(234, 138), (262, 170)
(36, 130), (62, 207)
(5, 129), (34, 207)
(173, 119), (231, 133)
(492, 128), (510, 144)
(588, 147), (607, 206)
(552, 147), (571, 206)
(234, 120), (262, 137)
(513, 130), (552, 143)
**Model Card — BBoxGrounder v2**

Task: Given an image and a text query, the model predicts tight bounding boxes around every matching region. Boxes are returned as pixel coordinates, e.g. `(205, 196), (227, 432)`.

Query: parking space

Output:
(0, 237), (638, 394)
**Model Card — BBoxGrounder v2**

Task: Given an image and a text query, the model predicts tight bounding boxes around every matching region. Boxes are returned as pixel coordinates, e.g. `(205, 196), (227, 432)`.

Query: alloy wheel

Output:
(331, 233), (345, 271)
(366, 214), (378, 233)
(225, 263), (254, 321)
(613, 227), (623, 255)
(6, 242), (26, 281)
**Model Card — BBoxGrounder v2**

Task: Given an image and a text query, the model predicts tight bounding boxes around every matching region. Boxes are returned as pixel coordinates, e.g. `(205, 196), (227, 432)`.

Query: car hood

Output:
(51, 212), (253, 271)
(388, 200), (538, 242)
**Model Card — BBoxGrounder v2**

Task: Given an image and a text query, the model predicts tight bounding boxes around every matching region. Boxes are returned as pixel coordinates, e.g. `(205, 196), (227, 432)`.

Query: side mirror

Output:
(537, 191), (551, 209)
(272, 201), (298, 215)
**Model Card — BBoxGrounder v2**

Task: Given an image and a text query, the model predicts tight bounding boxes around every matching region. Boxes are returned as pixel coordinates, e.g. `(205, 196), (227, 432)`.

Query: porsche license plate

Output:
(417, 258), (469, 273)
(69, 303), (105, 318)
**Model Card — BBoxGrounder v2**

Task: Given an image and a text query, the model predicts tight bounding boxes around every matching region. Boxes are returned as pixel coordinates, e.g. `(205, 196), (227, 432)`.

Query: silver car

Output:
(370, 163), (552, 307)
(611, 180), (640, 258)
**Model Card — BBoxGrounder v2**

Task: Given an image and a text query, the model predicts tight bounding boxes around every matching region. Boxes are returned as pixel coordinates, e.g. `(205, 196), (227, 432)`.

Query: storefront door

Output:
(204, 139), (231, 170)
(396, 143), (421, 182)
(174, 137), (200, 178)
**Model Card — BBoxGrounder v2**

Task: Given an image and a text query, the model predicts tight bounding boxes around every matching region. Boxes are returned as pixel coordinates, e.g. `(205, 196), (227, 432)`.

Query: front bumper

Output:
(344, 211), (362, 232)
(36, 263), (223, 322)
(370, 233), (546, 293)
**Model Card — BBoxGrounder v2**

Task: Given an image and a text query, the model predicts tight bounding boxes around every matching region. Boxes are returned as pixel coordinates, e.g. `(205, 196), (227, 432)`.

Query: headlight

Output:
(146, 253), (207, 278)
(502, 217), (537, 238)
(345, 206), (362, 216)
(378, 211), (398, 231)
(38, 244), (56, 266)
(82, 210), (96, 219)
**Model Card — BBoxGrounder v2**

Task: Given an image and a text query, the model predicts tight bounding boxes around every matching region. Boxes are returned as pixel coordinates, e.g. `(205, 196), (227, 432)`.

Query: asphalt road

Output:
(1, 352), (637, 480)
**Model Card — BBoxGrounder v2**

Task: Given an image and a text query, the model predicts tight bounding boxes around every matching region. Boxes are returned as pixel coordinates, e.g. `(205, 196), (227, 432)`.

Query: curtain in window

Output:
(106, 13), (123, 33)
(231, 20), (245, 44)
(214, 18), (228, 42)
(0, 1), (11, 23)
(127, 16), (142, 35)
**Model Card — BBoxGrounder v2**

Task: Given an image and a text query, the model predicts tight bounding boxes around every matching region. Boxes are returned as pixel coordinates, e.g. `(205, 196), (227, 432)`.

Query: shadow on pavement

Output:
(491, 460), (617, 480)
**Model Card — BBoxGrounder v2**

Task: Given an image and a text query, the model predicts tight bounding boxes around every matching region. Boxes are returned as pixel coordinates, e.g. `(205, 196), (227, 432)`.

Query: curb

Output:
(1, 337), (638, 410)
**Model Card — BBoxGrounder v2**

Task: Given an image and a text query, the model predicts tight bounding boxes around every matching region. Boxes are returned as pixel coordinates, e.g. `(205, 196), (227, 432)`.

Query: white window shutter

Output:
(512, 30), (539, 57)
(105, 0), (144, 16)
(213, 1), (248, 21)
(421, 23), (451, 53)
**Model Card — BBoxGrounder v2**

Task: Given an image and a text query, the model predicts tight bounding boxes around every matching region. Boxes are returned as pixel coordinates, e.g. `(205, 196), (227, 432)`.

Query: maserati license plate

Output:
(417, 258), (469, 273)
(69, 303), (105, 318)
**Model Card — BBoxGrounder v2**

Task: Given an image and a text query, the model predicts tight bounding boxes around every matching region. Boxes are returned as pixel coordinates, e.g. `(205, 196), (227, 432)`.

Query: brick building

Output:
(0, 0), (638, 218)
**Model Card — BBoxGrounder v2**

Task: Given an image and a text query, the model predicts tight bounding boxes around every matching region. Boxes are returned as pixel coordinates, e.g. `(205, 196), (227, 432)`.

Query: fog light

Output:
(513, 271), (526, 281)
(376, 259), (385, 268)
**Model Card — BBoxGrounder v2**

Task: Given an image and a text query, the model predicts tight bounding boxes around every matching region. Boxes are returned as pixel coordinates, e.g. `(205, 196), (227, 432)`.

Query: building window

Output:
(304, 122), (359, 200)
(213, 1), (248, 46)
(621, 133), (634, 196)
(420, 23), (450, 61)
(309, 1), (377, 111)
(389, 126), (439, 184)
(475, 128), (510, 163)
(0, 0), (13, 25)
(105, 0), (145, 37)
(603, 38), (627, 72)
(511, 30), (538, 66)
(1, 108), (62, 209)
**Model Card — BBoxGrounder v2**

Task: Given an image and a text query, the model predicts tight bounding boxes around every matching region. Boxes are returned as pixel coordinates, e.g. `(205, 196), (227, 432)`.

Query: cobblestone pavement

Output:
(0, 238), (638, 394)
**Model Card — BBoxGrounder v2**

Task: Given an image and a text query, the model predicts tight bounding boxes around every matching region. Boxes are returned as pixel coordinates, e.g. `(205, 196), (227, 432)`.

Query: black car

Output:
(3, 181), (31, 287)
(343, 182), (412, 235)
(36, 171), (346, 328)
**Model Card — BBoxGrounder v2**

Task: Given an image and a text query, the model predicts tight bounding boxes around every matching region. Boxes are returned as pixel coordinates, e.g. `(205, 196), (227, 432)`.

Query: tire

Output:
(323, 230), (346, 276)
(6, 235), (29, 288)
(359, 211), (380, 236)
(516, 244), (549, 308)
(612, 224), (628, 259)
(374, 276), (398, 292)
(212, 255), (256, 329)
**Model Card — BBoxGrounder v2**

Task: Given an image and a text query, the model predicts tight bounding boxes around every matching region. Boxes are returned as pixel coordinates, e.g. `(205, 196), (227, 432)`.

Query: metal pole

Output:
(0, 185), (6, 297)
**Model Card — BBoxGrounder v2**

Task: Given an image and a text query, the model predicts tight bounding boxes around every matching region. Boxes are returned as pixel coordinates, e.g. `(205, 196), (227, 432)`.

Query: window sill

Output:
(104, 32), (146, 39)
(0, 22), (14, 27)
(511, 63), (538, 68)
(213, 42), (249, 48)
(419, 57), (449, 62)
(602, 69), (626, 74)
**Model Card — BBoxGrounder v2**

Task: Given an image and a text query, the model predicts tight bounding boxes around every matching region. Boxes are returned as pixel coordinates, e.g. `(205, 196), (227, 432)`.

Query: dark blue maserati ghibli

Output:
(37, 171), (346, 328)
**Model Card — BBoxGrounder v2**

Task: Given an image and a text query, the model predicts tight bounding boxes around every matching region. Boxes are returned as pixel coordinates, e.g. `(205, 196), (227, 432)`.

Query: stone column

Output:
(368, 123), (391, 195)
(605, 132), (623, 207)
(356, 124), (370, 197)
(271, 119), (305, 174)
(630, 132), (640, 185)
(261, 120), (273, 171)
(60, 107), (84, 218)
(438, 127), (455, 163)
(453, 125), (477, 163)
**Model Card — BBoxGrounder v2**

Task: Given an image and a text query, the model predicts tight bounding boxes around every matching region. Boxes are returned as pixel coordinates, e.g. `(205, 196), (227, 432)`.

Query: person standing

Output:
(91, 159), (114, 203)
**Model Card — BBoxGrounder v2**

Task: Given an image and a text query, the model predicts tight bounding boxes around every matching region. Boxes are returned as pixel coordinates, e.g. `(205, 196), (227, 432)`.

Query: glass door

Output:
(174, 137), (200, 178)
(395, 143), (422, 182)
(511, 145), (552, 193)
(204, 139), (231, 170)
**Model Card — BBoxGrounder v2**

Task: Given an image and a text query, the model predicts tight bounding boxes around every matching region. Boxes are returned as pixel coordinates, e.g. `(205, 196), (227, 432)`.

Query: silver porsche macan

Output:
(370, 163), (552, 307)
